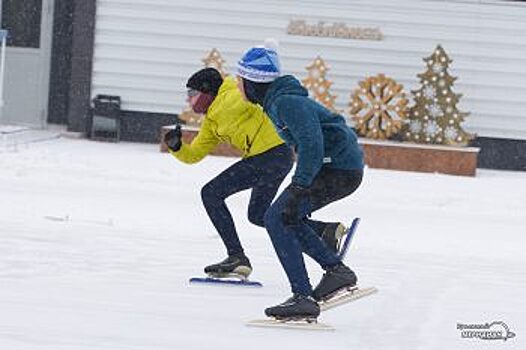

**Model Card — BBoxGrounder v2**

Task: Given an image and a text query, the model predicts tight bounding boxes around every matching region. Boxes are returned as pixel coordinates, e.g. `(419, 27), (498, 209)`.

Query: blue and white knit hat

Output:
(237, 39), (281, 83)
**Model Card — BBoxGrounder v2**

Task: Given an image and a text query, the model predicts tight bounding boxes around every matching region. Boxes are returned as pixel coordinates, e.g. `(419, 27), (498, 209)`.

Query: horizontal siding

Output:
(92, 0), (526, 139)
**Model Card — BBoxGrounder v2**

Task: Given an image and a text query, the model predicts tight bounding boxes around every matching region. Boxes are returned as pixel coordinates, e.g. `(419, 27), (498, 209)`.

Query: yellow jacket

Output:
(170, 77), (284, 163)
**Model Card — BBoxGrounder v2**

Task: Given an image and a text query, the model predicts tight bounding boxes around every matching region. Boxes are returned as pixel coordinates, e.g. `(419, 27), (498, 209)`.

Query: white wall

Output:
(92, 0), (526, 139)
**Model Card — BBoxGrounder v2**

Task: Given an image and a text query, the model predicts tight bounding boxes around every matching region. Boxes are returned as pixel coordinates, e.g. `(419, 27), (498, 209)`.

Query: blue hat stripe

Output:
(269, 56), (280, 70)
(237, 45), (281, 82)
(247, 56), (275, 68)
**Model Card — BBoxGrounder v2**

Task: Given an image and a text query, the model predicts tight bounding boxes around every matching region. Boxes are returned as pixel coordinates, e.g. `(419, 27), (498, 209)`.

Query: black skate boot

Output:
(265, 294), (320, 321)
(312, 263), (357, 301)
(204, 254), (252, 279)
(321, 222), (347, 253)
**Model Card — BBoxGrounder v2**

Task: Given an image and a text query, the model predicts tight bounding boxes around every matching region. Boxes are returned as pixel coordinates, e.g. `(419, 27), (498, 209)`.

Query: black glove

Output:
(282, 183), (310, 226)
(164, 124), (182, 152)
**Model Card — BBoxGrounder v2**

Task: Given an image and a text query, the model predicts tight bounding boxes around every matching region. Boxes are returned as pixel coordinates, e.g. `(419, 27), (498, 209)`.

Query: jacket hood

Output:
(263, 75), (308, 110)
(207, 77), (240, 120)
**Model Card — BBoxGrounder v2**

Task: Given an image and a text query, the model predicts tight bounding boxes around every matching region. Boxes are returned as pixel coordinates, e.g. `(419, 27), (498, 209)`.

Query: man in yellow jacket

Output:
(164, 68), (293, 279)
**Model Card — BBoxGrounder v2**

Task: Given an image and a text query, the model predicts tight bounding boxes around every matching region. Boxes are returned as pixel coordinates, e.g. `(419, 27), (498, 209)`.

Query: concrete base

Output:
(360, 139), (479, 176)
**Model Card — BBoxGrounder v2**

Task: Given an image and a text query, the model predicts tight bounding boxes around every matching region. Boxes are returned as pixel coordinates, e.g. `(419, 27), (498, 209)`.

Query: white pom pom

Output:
(263, 38), (279, 52)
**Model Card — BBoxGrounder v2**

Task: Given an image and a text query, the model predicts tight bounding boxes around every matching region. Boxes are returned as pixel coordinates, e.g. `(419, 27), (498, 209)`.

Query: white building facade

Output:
(4, 0), (522, 169)
(91, 0), (526, 143)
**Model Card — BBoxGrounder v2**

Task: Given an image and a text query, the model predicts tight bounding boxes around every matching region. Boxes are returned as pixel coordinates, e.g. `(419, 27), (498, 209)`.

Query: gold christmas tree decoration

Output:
(202, 48), (228, 77)
(302, 56), (338, 112)
(349, 74), (408, 140)
(180, 48), (228, 126)
(403, 45), (474, 146)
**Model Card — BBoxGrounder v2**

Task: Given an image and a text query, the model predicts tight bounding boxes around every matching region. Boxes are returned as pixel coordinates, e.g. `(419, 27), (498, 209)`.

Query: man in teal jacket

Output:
(237, 39), (365, 320)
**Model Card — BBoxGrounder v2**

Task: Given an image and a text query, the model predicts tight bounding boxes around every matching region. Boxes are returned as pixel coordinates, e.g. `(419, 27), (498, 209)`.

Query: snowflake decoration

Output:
(444, 126), (458, 140)
(425, 120), (440, 137)
(427, 103), (443, 118)
(409, 120), (422, 133)
(423, 86), (436, 99)
(350, 74), (409, 139)
(432, 63), (444, 74)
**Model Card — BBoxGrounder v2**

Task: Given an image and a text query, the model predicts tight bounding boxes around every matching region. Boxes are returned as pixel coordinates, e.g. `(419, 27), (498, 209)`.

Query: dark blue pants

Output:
(264, 168), (363, 296)
(201, 144), (293, 257)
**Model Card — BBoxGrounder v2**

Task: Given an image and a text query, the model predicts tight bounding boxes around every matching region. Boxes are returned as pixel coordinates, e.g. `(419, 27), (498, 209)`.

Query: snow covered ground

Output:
(1, 137), (525, 349)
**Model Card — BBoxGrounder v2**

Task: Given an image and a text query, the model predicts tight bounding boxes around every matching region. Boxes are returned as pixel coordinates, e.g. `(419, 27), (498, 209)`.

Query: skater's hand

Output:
(282, 183), (310, 226)
(164, 124), (182, 152)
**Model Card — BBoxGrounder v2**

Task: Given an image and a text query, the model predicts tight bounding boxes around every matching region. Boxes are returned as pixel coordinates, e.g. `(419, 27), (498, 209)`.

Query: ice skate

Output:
(264, 294), (320, 320)
(204, 254), (252, 280)
(313, 263), (377, 311)
(190, 254), (261, 287)
(312, 263), (357, 301)
(321, 222), (347, 253)
(246, 294), (330, 330)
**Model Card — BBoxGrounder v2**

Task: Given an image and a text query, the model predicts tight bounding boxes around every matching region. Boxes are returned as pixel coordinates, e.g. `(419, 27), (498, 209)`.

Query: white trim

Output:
(237, 63), (280, 83)
(359, 138), (480, 153)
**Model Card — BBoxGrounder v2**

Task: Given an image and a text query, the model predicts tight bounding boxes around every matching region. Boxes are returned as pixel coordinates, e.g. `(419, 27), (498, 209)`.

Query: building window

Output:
(1, 0), (42, 48)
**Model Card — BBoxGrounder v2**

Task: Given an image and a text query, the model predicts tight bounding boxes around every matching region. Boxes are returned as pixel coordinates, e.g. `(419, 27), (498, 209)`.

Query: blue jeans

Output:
(201, 144), (293, 256)
(264, 168), (363, 296)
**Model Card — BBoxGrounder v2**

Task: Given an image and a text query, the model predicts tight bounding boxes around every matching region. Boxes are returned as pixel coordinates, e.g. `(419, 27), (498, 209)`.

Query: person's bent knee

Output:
(263, 204), (282, 232)
(248, 210), (265, 227)
(201, 181), (220, 203)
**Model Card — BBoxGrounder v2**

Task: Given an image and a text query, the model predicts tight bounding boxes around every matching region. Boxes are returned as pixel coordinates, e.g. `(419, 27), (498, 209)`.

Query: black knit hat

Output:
(186, 67), (223, 96)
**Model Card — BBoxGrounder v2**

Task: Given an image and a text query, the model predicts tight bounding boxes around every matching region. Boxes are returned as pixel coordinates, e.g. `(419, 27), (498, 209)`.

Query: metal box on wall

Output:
(90, 94), (121, 142)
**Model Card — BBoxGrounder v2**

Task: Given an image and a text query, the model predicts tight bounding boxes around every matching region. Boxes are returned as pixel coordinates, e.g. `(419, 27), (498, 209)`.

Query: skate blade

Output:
(189, 276), (263, 287)
(319, 286), (378, 311)
(246, 318), (334, 331)
(206, 272), (248, 281)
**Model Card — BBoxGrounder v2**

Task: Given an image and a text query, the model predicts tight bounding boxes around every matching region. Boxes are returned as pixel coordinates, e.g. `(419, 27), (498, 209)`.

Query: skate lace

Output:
(286, 295), (298, 303)
(318, 265), (341, 284)
(283, 294), (304, 305)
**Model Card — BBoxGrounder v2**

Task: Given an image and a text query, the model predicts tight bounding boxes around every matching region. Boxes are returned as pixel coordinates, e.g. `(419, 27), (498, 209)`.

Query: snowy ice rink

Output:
(1, 137), (524, 349)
